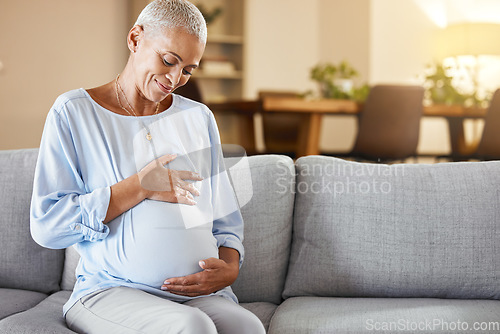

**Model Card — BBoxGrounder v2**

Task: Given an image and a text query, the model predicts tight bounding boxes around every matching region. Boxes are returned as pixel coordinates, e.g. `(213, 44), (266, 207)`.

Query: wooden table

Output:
(421, 104), (487, 157)
(209, 97), (487, 158)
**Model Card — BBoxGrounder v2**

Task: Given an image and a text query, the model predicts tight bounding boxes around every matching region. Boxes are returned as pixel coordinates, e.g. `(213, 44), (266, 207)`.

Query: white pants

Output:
(65, 286), (265, 334)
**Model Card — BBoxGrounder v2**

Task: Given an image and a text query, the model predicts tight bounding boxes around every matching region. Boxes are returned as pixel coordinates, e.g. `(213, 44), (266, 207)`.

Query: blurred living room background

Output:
(1, 0), (500, 160)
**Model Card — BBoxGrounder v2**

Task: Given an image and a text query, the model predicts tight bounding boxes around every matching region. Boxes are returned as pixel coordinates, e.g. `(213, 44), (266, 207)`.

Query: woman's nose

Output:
(166, 68), (182, 87)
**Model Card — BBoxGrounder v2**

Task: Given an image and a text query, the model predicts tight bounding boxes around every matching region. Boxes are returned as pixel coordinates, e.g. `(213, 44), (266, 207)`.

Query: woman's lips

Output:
(156, 80), (173, 94)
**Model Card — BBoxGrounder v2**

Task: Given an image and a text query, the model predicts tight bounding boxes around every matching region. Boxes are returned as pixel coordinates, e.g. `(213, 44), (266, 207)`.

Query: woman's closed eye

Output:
(163, 58), (175, 67)
(163, 58), (193, 76)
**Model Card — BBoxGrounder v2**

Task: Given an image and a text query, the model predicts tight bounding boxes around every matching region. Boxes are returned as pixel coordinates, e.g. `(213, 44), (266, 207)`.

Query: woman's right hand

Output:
(104, 154), (202, 223)
(138, 154), (203, 205)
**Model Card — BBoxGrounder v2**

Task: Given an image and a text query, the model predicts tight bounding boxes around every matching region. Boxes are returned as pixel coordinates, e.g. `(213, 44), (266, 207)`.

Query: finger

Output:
(176, 170), (204, 181)
(173, 185), (189, 197)
(166, 289), (205, 297)
(163, 272), (201, 288)
(177, 196), (196, 205)
(173, 186), (196, 205)
(161, 282), (208, 297)
(198, 258), (222, 270)
(141, 155), (177, 175)
(169, 292), (201, 297)
(162, 283), (199, 292)
(178, 180), (201, 196)
(157, 154), (177, 166)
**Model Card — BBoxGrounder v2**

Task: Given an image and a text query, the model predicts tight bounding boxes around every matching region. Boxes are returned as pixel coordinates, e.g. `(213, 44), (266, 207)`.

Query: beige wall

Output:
(370, 0), (450, 154)
(317, 0), (370, 153)
(318, 0), (370, 84)
(370, 0), (435, 84)
(244, 0), (320, 98)
(0, 0), (129, 150)
(244, 0), (320, 151)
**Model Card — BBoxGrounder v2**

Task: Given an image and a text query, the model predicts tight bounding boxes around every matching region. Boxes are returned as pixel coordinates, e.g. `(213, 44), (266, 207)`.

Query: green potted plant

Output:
(423, 62), (485, 107)
(310, 60), (369, 101)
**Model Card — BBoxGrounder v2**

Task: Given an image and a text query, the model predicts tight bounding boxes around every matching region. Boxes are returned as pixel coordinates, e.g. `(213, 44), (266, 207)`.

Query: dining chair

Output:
(455, 88), (500, 160)
(436, 88), (500, 162)
(259, 90), (303, 158)
(473, 88), (500, 160)
(348, 84), (425, 162)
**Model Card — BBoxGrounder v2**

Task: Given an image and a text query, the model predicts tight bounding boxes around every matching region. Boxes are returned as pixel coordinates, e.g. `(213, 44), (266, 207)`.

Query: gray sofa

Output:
(1, 148), (500, 333)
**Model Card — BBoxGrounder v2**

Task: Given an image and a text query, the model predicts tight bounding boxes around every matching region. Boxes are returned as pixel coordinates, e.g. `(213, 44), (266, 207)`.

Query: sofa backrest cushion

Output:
(283, 156), (500, 300)
(61, 246), (79, 291)
(229, 155), (295, 304)
(0, 149), (64, 294)
(62, 154), (296, 305)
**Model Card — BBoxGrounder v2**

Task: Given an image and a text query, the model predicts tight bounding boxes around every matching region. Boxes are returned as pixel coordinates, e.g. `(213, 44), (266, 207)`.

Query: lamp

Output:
(433, 23), (500, 151)
(435, 23), (500, 59)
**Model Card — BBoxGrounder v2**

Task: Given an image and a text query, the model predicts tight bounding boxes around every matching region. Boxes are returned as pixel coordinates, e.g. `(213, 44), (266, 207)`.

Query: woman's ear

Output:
(127, 25), (144, 53)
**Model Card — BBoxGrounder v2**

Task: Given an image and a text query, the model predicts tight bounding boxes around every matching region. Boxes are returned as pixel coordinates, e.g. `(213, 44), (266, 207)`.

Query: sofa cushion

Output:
(240, 302), (278, 332)
(269, 296), (500, 334)
(0, 149), (65, 294)
(61, 246), (79, 291)
(228, 155), (295, 304)
(0, 288), (47, 320)
(283, 156), (500, 299)
(0, 290), (75, 333)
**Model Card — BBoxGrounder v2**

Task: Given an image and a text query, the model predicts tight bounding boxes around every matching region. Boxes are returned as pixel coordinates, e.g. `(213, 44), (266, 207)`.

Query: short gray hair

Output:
(135, 0), (207, 43)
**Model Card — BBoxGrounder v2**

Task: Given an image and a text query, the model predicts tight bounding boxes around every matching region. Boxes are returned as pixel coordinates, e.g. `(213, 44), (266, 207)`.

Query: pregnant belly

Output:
(102, 200), (218, 288)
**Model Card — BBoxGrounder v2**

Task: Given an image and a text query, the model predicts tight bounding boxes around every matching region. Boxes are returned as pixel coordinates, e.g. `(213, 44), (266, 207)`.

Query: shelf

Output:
(195, 70), (243, 80)
(208, 34), (244, 45)
(195, 0), (245, 114)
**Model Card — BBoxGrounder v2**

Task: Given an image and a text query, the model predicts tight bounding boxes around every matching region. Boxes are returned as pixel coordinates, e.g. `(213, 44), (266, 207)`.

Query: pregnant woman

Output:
(30, 1), (264, 333)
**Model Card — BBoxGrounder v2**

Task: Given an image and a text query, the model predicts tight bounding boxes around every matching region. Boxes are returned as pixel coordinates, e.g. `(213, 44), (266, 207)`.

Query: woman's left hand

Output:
(161, 256), (239, 297)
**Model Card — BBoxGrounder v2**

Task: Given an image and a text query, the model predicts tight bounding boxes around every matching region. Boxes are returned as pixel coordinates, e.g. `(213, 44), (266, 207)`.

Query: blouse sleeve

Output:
(30, 104), (110, 249)
(207, 110), (245, 267)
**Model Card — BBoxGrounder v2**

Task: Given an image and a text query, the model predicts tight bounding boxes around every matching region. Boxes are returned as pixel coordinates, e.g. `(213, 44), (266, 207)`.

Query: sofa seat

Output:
(0, 290), (277, 334)
(0, 291), (74, 333)
(0, 288), (47, 320)
(240, 301), (279, 331)
(268, 296), (500, 334)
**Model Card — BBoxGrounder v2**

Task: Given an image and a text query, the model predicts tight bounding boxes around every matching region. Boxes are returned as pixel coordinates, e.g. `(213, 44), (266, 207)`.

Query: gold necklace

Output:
(115, 74), (160, 141)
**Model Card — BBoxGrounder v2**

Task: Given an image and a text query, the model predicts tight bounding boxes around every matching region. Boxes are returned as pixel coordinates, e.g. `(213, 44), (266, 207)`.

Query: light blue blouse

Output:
(30, 89), (244, 315)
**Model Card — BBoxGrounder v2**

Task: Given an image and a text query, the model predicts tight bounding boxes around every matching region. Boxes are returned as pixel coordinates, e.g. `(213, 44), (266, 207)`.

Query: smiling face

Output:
(128, 26), (205, 103)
